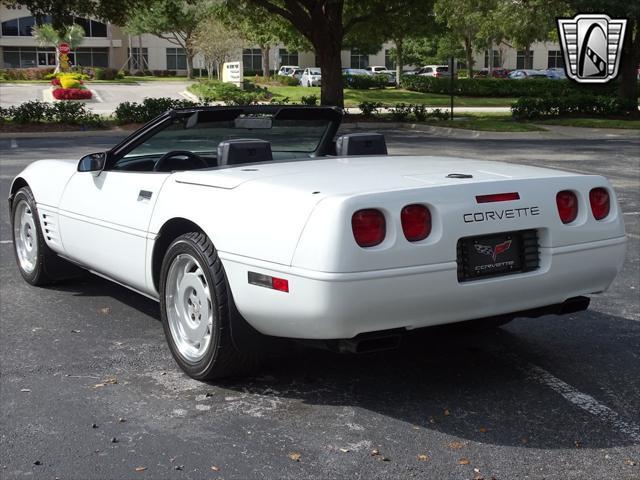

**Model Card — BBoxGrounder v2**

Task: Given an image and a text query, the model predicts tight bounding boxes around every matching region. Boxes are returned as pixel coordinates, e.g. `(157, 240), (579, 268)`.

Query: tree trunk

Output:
(395, 37), (403, 87)
(617, 16), (639, 116)
(464, 36), (474, 79)
(261, 45), (270, 77)
(186, 54), (194, 79)
(523, 44), (531, 69)
(315, 40), (344, 107)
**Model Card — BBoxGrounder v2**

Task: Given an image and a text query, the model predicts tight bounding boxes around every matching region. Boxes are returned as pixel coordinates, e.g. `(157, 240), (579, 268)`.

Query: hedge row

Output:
(188, 80), (270, 105)
(0, 101), (102, 125)
(511, 94), (638, 119)
(113, 97), (200, 124)
(400, 75), (635, 98)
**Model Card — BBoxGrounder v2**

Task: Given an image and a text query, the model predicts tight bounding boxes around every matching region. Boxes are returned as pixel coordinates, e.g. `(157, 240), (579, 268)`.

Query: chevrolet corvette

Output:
(9, 106), (626, 379)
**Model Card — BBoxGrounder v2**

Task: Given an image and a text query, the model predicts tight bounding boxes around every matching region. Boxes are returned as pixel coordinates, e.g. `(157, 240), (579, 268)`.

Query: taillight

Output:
(352, 209), (386, 247)
(589, 187), (610, 220)
(556, 190), (578, 224)
(401, 204), (431, 241)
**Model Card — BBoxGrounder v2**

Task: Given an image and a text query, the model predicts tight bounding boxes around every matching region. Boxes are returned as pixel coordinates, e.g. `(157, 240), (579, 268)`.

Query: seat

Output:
(217, 139), (273, 167)
(335, 133), (387, 156)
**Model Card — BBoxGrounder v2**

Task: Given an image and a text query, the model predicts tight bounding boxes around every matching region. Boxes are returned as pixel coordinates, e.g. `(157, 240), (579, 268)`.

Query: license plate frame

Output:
(457, 231), (526, 282)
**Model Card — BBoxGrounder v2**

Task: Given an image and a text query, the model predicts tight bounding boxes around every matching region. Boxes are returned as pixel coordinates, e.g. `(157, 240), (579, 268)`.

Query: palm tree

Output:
(32, 24), (85, 72)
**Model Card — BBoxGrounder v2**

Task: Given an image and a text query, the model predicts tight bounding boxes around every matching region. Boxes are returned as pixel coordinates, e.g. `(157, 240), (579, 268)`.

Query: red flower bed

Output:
(52, 88), (93, 100)
(51, 78), (61, 86)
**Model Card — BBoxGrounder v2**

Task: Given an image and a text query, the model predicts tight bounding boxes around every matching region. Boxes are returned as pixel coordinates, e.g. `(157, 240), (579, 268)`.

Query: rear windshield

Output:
(436, 66), (449, 72)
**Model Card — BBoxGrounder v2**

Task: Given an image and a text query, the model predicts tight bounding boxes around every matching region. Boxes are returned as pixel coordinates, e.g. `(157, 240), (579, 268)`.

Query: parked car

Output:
(288, 68), (304, 80)
(300, 67), (321, 87)
(9, 105), (626, 380)
(544, 68), (567, 80)
(474, 68), (510, 79)
(342, 68), (373, 87)
(365, 66), (388, 74)
(277, 65), (300, 76)
(416, 65), (452, 78)
(508, 69), (548, 80)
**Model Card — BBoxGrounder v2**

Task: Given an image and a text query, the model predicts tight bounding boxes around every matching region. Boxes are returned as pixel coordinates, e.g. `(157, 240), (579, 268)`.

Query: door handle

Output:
(138, 190), (153, 200)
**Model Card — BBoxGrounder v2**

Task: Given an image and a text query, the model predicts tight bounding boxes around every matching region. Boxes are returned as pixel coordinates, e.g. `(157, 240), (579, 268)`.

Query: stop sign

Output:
(58, 43), (70, 54)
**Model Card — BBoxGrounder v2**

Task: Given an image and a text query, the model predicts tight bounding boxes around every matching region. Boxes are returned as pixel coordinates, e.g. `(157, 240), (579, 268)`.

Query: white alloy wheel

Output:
(165, 253), (213, 362)
(13, 199), (38, 274)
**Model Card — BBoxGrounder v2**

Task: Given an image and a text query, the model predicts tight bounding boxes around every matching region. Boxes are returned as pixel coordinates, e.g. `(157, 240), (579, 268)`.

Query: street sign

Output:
(58, 43), (70, 54)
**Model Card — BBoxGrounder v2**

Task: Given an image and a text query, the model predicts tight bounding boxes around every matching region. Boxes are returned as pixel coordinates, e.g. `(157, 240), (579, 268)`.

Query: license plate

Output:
(457, 231), (524, 281)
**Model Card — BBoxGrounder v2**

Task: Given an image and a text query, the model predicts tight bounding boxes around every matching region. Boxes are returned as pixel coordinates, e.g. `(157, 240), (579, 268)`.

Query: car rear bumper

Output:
(220, 236), (626, 339)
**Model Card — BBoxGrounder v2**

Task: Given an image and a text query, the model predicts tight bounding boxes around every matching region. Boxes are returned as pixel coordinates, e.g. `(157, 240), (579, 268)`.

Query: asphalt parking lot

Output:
(0, 127), (639, 479)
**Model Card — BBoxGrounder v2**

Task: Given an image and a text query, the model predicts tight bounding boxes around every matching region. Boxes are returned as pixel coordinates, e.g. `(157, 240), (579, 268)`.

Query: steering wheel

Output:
(153, 150), (208, 172)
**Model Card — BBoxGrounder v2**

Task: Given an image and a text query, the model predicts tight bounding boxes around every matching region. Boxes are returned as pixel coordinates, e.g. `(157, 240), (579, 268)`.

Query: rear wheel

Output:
(11, 187), (77, 285)
(159, 232), (258, 379)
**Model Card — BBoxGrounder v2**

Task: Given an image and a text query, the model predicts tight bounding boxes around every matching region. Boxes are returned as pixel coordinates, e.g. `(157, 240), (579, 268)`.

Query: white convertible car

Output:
(10, 106), (626, 379)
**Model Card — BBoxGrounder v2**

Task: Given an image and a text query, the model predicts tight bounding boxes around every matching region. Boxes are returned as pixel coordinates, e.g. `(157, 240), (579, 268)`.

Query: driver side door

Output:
(58, 168), (170, 295)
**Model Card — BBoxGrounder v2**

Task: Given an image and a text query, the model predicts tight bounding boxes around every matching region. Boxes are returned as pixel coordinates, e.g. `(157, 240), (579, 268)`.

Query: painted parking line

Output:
(0, 240), (13, 244)
(492, 349), (640, 442)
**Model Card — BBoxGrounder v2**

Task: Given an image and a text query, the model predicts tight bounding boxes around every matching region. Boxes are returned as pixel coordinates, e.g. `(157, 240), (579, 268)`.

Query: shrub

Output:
(52, 88), (92, 100)
(389, 103), (412, 121)
(1, 100), (102, 126)
(0, 67), (55, 80)
(359, 101), (383, 117)
(401, 75), (634, 98)
(114, 97), (199, 124)
(411, 104), (427, 121)
(300, 94), (318, 105)
(91, 67), (120, 80)
(188, 80), (266, 104)
(428, 108), (449, 121)
(344, 74), (375, 90)
(511, 94), (637, 119)
(59, 76), (82, 89)
(274, 75), (300, 86)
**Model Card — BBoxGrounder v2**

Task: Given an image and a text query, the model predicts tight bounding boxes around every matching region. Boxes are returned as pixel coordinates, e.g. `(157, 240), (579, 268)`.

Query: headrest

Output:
(335, 133), (387, 156)
(217, 139), (273, 166)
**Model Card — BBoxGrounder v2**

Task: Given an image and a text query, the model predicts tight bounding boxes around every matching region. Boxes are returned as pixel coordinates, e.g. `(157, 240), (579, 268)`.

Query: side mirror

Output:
(78, 152), (106, 173)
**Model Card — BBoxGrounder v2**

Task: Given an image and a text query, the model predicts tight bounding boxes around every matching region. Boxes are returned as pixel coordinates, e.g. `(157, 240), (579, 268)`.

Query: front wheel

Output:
(159, 232), (258, 380)
(11, 187), (79, 285)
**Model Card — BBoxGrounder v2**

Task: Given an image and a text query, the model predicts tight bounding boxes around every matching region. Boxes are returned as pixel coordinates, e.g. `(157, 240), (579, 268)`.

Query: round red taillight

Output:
(589, 187), (610, 220)
(556, 190), (578, 224)
(352, 209), (386, 247)
(401, 204), (431, 242)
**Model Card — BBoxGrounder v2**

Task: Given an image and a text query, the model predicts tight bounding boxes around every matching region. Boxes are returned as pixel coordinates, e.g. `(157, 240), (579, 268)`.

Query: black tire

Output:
(11, 187), (78, 286)
(159, 232), (258, 380)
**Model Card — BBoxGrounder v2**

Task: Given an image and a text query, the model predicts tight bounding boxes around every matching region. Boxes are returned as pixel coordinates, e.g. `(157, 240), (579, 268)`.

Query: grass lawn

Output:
(262, 85), (515, 107)
(534, 117), (640, 129)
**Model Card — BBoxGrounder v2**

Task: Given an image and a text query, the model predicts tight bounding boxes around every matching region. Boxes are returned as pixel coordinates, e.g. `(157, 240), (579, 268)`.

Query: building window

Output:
(37, 49), (56, 66)
(384, 49), (396, 70)
(166, 48), (187, 70)
(547, 50), (564, 69)
(484, 50), (502, 68)
(279, 49), (298, 66)
(1, 47), (53, 67)
(350, 49), (369, 69)
(242, 48), (262, 72)
(516, 50), (534, 69)
(128, 48), (148, 70)
(1, 15), (107, 37)
(73, 47), (108, 67)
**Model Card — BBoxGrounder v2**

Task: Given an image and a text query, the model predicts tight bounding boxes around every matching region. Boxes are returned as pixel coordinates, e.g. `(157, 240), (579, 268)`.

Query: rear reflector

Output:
(556, 190), (578, 224)
(476, 192), (520, 203)
(352, 209), (386, 247)
(589, 187), (610, 220)
(248, 272), (289, 292)
(401, 204), (432, 241)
